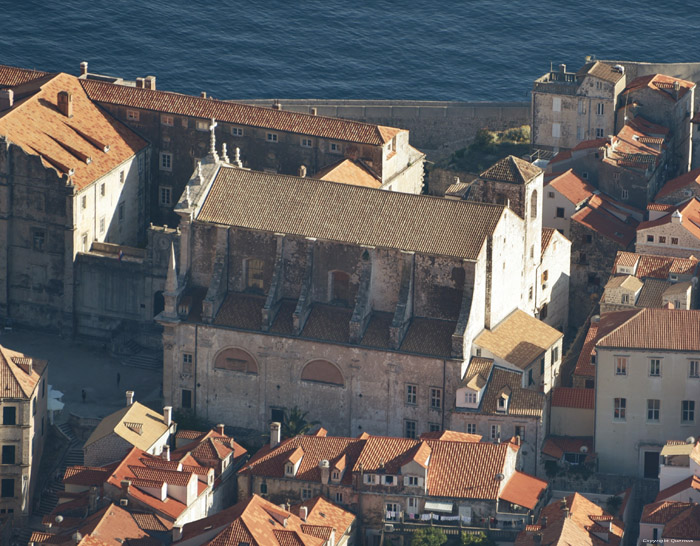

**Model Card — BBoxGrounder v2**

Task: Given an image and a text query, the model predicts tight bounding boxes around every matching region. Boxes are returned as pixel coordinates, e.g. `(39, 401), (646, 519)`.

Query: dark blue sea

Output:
(1, 1), (697, 101)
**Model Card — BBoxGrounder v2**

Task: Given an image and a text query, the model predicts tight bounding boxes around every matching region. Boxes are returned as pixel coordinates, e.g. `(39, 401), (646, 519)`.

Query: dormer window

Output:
(285, 463), (294, 477)
(465, 391), (477, 404)
(498, 397), (507, 410)
(332, 470), (340, 481)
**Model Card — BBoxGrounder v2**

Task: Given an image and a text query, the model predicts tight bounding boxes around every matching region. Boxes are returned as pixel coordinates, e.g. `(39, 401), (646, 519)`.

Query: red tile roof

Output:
(0, 64), (48, 88)
(63, 465), (114, 487)
(662, 503), (700, 540)
(656, 475), (700, 502)
(0, 344), (47, 399)
(613, 251), (699, 279)
(499, 471), (548, 509)
(548, 169), (596, 205)
(542, 436), (593, 460)
(656, 167), (700, 200)
(0, 73), (147, 190)
(623, 74), (696, 102)
(81, 78), (400, 146)
(637, 197), (700, 241)
(479, 155), (542, 185)
(597, 308), (700, 351)
(313, 158), (382, 188)
(551, 387), (594, 409)
(572, 138), (609, 151)
(574, 311), (639, 379)
(541, 228), (556, 252)
(570, 195), (638, 246)
(419, 430), (482, 442)
(294, 496), (356, 543)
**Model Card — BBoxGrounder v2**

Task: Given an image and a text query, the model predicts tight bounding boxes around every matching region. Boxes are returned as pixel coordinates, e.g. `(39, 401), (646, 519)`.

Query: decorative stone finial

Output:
(221, 142), (229, 163)
(234, 147), (242, 168)
(208, 118), (219, 160)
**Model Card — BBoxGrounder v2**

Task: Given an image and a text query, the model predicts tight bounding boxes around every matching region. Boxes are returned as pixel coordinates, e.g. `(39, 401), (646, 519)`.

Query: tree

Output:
(605, 495), (622, 517)
(461, 531), (496, 545)
(281, 406), (319, 439)
(410, 527), (447, 546)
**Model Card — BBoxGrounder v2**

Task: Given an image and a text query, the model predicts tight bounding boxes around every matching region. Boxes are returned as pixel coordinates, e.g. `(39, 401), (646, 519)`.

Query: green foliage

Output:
(281, 406), (320, 439)
(544, 460), (559, 478)
(606, 495), (622, 517)
(411, 527), (448, 546)
(439, 125), (531, 174)
(173, 408), (210, 432)
(461, 531), (496, 546)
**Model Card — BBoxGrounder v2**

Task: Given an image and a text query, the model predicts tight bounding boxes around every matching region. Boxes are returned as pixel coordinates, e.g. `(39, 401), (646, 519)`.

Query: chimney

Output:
(120, 479), (131, 497)
(542, 516), (547, 528)
(559, 64), (566, 73)
(200, 91), (207, 98)
(73, 532), (82, 545)
(80, 61), (88, 77)
(516, 435), (521, 446)
(674, 80), (680, 100)
(144, 76), (156, 90)
(172, 525), (183, 542)
(88, 486), (98, 513)
(164, 406), (173, 427)
(57, 91), (73, 118)
(672, 209), (682, 224)
(216, 423), (225, 435)
(563, 506), (570, 519)
(319, 459), (330, 485)
(272, 101), (282, 110)
(0, 89), (13, 111)
(126, 390), (135, 406)
(300, 506), (308, 521)
(298, 165), (307, 178)
(310, 107), (317, 116)
(135, 77), (145, 88)
(164, 444), (170, 461)
(270, 421), (281, 448)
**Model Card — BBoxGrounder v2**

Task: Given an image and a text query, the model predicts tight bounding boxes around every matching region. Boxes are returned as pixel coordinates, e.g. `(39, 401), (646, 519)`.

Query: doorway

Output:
(643, 451), (659, 479)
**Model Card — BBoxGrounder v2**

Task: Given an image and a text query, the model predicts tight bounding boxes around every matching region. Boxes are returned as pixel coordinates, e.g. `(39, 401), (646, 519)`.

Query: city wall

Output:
(237, 99), (531, 161)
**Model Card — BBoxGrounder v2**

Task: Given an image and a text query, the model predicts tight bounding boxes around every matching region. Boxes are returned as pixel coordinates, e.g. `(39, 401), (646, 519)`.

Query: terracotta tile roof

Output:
(613, 251), (700, 279)
(479, 155), (542, 185)
(301, 305), (352, 344)
(602, 116), (667, 172)
(570, 195), (638, 246)
(0, 64), (49, 88)
(656, 167), (700, 200)
(459, 357), (494, 389)
(81, 78), (400, 146)
(648, 202), (675, 212)
(359, 311), (393, 349)
(597, 308), (700, 351)
(541, 228), (556, 252)
(0, 73), (147, 191)
(294, 496), (356, 542)
(478, 367), (545, 417)
(63, 466), (113, 486)
(577, 61), (625, 84)
(499, 471), (547, 509)
(84, 401), (169, 453)
(637, 197), (700, 241)
(176, 430), (203, 442)
(313, 158), (381, 188)
(656, 475), (700, 502)
(177, 494), (336, 546)
(130, 512), (170, 532)
(214, 292), (266, 330)
(551, 387), (594, 409)
(548, 169), (596, 205)
(542, 436), (593, 460)
(635, 278), (672, 308)
(445, 181), (471, 198)
(419, 430), (482, 442)
(572, 137), (610, 151)
(662, 503), (700, 540)
(574, 311), (639, 379)
(623, 74), (696, 102)
(603, 274), (643, 292)
(474, 310), (562, 369)
(0, 344), (47, 399)
(197, 167), (505, 260)
(399, 317), (456, 358)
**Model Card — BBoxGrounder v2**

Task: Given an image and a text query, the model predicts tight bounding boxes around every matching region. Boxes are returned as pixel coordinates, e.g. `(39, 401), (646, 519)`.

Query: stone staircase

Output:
(117, 338), (162, 370)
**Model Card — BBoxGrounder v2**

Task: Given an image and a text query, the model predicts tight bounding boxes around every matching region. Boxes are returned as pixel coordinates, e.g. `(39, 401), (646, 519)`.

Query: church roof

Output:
(479, 155), (542, 185)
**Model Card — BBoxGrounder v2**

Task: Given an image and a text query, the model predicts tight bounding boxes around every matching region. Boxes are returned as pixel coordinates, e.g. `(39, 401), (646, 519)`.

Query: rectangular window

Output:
(556, 207), (565, 218)
(0, 479), (13, 498)
(330, 142), (342, 153)
(159, 186), (172, 207)
(196, 120), (209, 131)
(126, 109), (140, 121)
(161, 115), (174, 126)
(430, 388), (442, 409)
(647, 399), (660, 422)
(266, 132), (278, 142)
(540, 358), (545, 375)
(406, 384), (417, 405)
(514, 425), (525, 441)
(32, 397), (36, 416)
(552, 123), (561, 138)
(466, 423), (477, 434)
(406, 476), (419, 486)
(118, 203), (125, 223)
(614, 398), (626, 421)
(100, 183), (105, 197)
(160, 152), (172, 171)
(597, 103), (605, 115)
(621, 294), (630, 304)
(1, 446), (15, 465)
(465, 391), (476, 404)
(649, 359), (661, 377)
(596, 128), (605, 138)
(231, 127), (244, 137)
(301, 488), (312, 500)
(246, 259), (264, 291)
(32, 230), (45, 252)
(682, 400), (695, 424)
(659, 236), (667, 244)
(552, 97), (561, 112)
(2, 407), (15, 425)
(428, 422), (440, 432)
(99, 217), (105, 234)
(671, 237), (679, 245)
(615, 357), (628, 375)
(301, 138), (313, 148)
(647, 235), (654, 242)
(181, 389), (192, 409)
(81, 195), (87, 209)
(690, 360), (700, 378)
(621, 189), (629, 200)
(182, 353), (193, 375)
(578, 100), (586, 114)
(120, 170), (125, 184)
(548, 191), (554, 198)
(404, 420), (416, 439)
(490, 424), (501, 440)
(552, 347), (559, 362)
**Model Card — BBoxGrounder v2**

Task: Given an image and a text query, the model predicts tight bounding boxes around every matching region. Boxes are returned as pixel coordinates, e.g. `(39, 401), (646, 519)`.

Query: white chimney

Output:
(80, 61), (88, 77)
(672, 209), (682, 224)
(144, 76), (156, 90)
(270, 422), (282, 448)
(164, 406), (173, 427)
(216, 423), (225, 435)
(164, 444), (170, 461)
(300, 506), (308, 521)
(126, 391), (135, 406)
(319, 459), (330, 485)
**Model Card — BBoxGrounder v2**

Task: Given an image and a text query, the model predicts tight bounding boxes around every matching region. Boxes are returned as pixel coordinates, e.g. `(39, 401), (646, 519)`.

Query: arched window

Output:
(301, 360), (344, 387)
(530, 190), (538, 219)
(329, 270), (350, 305)
(246, 258), (264, 292)
(214, 347), (258, 374)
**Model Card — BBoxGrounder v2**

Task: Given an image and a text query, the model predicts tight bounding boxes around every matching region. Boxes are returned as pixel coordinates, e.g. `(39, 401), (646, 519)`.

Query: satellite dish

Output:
(580, 445), (589, 453)
(686, 436), (696, 444)
(495, 473), (505, 481)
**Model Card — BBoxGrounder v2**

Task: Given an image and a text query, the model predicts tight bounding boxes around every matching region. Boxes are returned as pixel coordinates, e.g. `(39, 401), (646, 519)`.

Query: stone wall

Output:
(237, 99), (531, 161)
